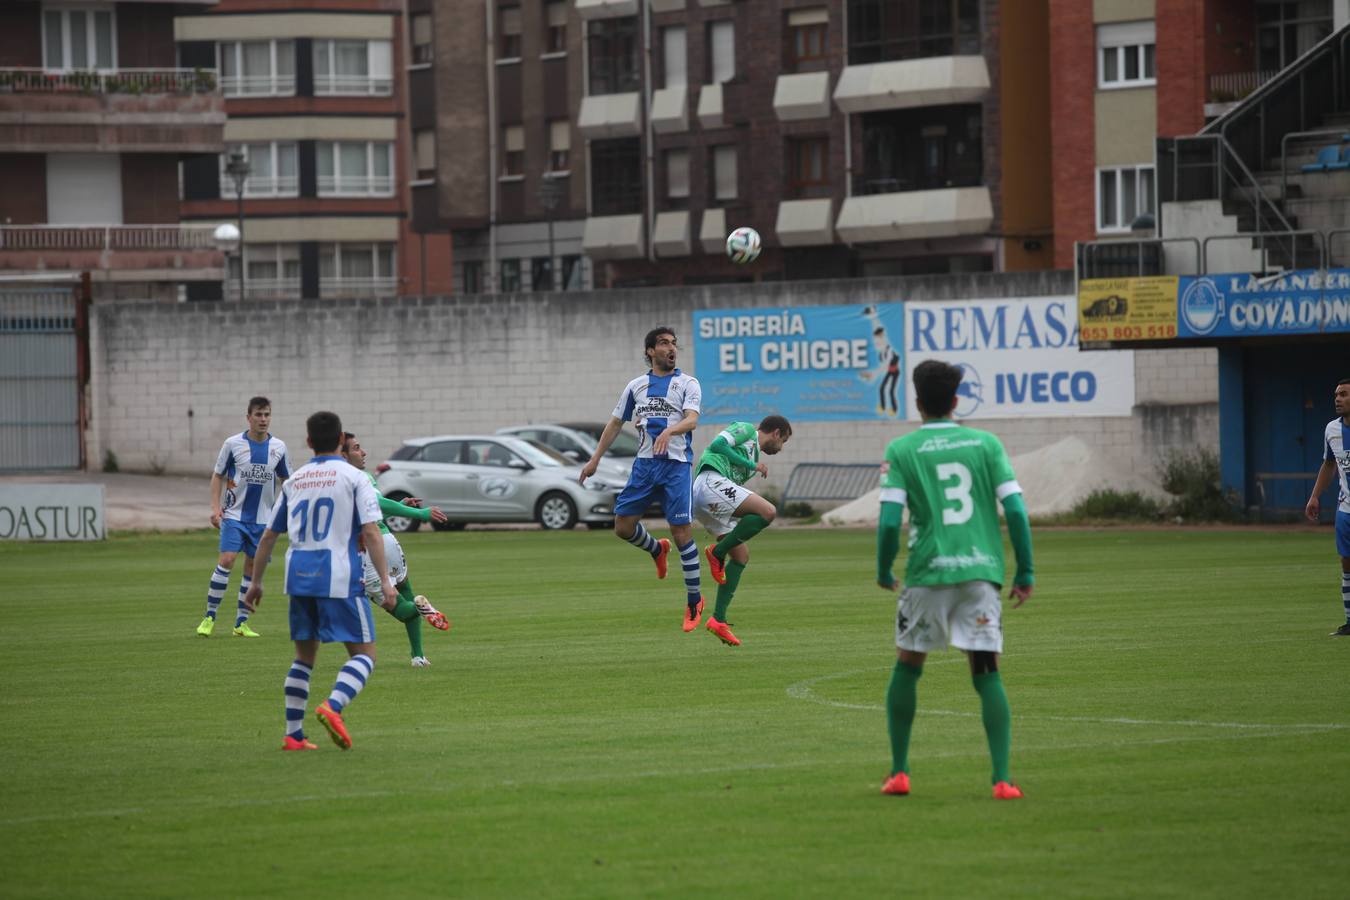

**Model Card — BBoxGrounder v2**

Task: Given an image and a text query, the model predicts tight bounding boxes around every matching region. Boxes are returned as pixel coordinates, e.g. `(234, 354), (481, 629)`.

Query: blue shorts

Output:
(219, 519), (265, 556)
(1337, 510), (1350, 558)
(615, 457), (692, 524)
(289, 593), (376, 644)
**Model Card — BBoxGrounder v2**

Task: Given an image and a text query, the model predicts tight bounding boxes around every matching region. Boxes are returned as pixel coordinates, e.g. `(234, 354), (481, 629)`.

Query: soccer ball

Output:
(725, 226), (761, 264)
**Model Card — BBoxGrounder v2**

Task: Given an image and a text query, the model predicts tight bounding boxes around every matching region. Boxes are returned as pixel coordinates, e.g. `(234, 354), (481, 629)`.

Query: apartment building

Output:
(0, 1), (227, 301)
(174, 0), (452, 300)
(411, 0), (1053, 293)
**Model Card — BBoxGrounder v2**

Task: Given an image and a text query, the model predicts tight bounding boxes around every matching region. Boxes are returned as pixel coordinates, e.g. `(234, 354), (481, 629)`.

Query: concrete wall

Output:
(87, 272), (1218, 504)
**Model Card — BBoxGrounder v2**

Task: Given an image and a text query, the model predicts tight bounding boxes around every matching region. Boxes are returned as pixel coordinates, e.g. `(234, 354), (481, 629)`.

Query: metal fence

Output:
(0, 284), (84, 471)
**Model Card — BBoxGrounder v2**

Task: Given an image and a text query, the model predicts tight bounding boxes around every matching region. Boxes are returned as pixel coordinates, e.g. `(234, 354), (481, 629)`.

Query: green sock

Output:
(714, 514), (769, 559)
(713, 559), (746, 620)
(973, 670), (1012, 784)
(397, 580), (416, 605)
(386, 594), (419, 623)
(405, 615), (424, 658)
(886, 661), (922, 776)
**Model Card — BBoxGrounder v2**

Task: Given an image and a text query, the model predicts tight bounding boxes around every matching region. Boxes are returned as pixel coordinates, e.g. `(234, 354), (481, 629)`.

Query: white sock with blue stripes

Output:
(626, 522), (659, 556)
(327, 654), (374, 714)
(678, 540), (701, 606)
(204, 565), (230, 619)
(234, 575), (252, 627)
(284, 661), (312, 741)
(1342, 571), (1350, 623)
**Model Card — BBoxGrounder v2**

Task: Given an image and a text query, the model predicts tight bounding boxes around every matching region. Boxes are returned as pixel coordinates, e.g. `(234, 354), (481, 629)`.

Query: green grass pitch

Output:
(1, 527), (1345, 898)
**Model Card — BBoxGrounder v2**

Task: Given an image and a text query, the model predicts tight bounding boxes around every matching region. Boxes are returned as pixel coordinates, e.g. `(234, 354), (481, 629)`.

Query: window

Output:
(415, 130), (436, 178)
(789, 137), (829, 192)
(231, 244), (301, 298)
(317, 142), (394, 196)
(502, 125), (524, 177)
(531, 256), (554, 291)
(220, 143), (298, 197)
(846, 0), (979, 64)
(545, 2), (567, 54)
(711, 144), (738, 201)
(43, 7), (116, 70)
(219, 41), (295, 96)
(411, 13), (433, 65)
(314, 40), (393, 95)
(665, 148), (690, 201)
(422, 441), (463, 464)
(788, 8), (828, 68)
(499, 258), (521, 293)
(1097, 165), (1155, 232)
(590, 139), (642, 215)
(588, 17), (640, 95)
(462, 260), (483, 294)
(860, 104), (982, 193)
(1257, 0), (1333, 72)
(499, 6), (522, 61)
(548, 120), (570, 172)
(1097, 21), (1155, 88)
(561, 255), (582, 290)
(707, 20), (735, 83)
(662, 26), (687, 88)
(319, 243), (397, 296)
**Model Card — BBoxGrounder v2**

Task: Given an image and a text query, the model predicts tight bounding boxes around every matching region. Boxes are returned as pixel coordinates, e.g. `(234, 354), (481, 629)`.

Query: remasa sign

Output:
(0, 484), (106, 541)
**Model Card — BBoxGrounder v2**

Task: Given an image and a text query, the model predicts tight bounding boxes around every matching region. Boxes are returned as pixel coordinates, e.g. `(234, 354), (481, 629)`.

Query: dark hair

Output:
(248, 396), (271, 414)
(341, 431), (357, 452)
(759, 414), (793, 438)
(307, 411), (343, 453)
(913, 360), (963, 418)
(1338, 377), (1350, 387)
(644, 326), (676, 364)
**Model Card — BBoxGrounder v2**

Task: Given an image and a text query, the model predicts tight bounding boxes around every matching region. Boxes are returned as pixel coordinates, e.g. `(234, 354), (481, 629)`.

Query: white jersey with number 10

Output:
(267, 455), (382, 600)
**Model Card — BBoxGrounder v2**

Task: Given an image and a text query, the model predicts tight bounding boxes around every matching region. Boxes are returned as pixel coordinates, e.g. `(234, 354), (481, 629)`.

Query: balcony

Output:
(314, 74), (393, 97)
(0, 68), (224, 153)
(833, 56), (989, 114)
(322, 277), (398, 298)
(574, 0), (638, 20)
(219, 174), (300, 198)
(834, 185), (993, 244)
(317, 174), (395, 197)
(583, 214), (644, 259)
(0, 224), (226, 281)
(578, 93), (642, 139)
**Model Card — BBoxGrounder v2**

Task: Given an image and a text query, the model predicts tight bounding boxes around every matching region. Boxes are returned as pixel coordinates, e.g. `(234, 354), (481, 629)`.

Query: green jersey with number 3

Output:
(880, 421), (1021, 587)
(697, 421), (760, 485)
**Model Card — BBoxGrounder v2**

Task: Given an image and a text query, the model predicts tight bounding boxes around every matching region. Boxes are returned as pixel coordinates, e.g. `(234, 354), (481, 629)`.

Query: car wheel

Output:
(536, 492), (578, 530)
(431, 520), (466, 532)
(383, 492), (420, 533)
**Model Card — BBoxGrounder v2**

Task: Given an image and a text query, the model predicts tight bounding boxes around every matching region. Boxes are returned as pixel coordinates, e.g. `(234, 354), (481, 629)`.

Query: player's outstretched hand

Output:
(1305, 495), (1321, 523)
(404, 497), (424, 509)
(578, 459), (598, 486)
(1009, 584), (1033, 608)
(210, 511), (222, 529)
(380, 581), (398, 611)
(755, 462), (769, 478)
(878, 577), (898, 592)
(429, 506), (448, 524)
(242, 583), (263, 612)
(652, 430), (671, 456)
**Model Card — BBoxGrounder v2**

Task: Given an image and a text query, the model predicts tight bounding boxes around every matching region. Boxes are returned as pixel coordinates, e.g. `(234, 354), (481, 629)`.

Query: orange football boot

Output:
(704, 545), (726, 585)
(282, 736), (318, 751)
(682, 596), (705, 632)
(992, 781), (1024, 800)
(653, 538), (670, 579)
(881, 772), (911, 796)
(315, 702), (352, 750)
(706, 617), (740, 646)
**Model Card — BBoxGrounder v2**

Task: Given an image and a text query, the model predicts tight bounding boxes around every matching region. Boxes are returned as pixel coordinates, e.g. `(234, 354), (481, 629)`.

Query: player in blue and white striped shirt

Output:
(1306, 378), (1350, 636)
(243, 410), (397, 751)
(581, 326), (706, 632)
(196, 396), (290, 639)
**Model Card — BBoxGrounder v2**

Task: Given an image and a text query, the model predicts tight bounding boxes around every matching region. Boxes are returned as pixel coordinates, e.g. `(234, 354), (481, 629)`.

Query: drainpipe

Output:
(486, 0), (498, 292)
(642, 1), (655, 262)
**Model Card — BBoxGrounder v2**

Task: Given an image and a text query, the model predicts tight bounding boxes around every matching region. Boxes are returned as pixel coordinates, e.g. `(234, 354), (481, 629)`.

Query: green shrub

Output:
(1157, 448), (1241, 522)
(1070, 489), (1163, 521)
(102, 449), (119, 473)
(782, 501), (814, 519)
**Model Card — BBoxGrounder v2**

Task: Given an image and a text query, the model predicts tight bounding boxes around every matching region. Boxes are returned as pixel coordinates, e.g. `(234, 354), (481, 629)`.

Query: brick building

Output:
(174, 0), (453, 300)
(0, 1), (227, 301)
(411, 0), (1054, 293)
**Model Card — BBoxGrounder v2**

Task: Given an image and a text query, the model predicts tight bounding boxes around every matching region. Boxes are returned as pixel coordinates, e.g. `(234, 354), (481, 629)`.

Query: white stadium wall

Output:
(86, 273), (1217, 513)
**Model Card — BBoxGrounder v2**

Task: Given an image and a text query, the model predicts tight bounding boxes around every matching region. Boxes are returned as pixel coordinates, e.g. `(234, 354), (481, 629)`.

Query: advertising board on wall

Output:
(0, 484), (106, 541)
(693, 298), (1135, 423)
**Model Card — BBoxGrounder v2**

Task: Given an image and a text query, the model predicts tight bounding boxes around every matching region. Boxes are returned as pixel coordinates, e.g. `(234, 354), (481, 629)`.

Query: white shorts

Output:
(894, 581), (1003, 654)
(692, 470), (753, 537)
(361, 532), (407, 599)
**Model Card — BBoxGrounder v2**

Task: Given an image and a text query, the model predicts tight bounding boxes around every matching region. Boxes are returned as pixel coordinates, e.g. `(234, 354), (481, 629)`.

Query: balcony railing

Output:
(322, 277), (398, 298)
(317, 174), (395, 196)
(0, 67), (219, 95)
(1208, 70), (1280, 103)
(0, 224), (223, 251)
(314, 74), (393, 96)
(240, 278), (302, 299)
(851, 172), (983, 195)
(219, 175), (300, 198)
(221, 74), (296, 97)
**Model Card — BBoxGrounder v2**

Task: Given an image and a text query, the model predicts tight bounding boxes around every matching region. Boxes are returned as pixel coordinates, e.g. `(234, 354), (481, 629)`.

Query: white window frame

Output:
(316, 141), (395, 197)
(547, 119), (570, 174)
(410, 13), (433, 67)
(42, 5), (118, 72)
(1097, 21), (1156, 89)
(665, 148), (690, 199)
(709, 20), (735, 84)
(228, 243), (301, 298)
(1096, 164), (1155, 233)
(319, 242), (398, 297)
(662, 26), (687, 89)
(313, 39), (393, 96)
(218, 40), (296, 97)
(712, 144), (738, 201)
(220, 143), (299, 198)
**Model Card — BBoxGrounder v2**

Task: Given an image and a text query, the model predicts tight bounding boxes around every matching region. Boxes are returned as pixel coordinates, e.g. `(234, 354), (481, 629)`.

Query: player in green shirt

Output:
(693, 415), (793, 646)
(875, 360), (1034, 800)
(342, 433), (452, 667)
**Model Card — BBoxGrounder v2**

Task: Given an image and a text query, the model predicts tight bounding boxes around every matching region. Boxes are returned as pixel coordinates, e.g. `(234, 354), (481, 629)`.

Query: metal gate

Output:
(0, 282), (87, 471)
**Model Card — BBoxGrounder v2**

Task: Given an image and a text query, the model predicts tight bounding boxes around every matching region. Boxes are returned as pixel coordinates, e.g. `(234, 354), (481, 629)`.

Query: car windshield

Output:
(557, 423), (641, 458)
(515, 440), (569, 467)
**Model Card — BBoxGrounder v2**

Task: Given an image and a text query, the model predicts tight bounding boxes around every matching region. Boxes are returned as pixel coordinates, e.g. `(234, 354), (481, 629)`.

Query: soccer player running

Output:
(875, 360), (1034, 800)
(243, 411), (397, 751)
(196, 396), (289, 639)
(579, 326), (705, 631)
(341, 432), (452, 666)
(694, 415), (793, 646)
(1304, 377), (1350, 636)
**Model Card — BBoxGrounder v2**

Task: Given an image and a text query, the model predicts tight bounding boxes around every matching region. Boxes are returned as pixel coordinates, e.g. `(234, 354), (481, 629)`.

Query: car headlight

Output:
(585, 480), (618, 492)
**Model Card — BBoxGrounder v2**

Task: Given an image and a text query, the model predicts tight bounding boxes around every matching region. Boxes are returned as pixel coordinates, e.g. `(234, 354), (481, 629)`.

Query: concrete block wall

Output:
(88, 270), (1218, 502)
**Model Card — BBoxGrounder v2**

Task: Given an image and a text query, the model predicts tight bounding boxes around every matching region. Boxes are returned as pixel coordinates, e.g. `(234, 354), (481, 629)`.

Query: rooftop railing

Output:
(0, 67), (219, 95)
(0, 224), (223, 251)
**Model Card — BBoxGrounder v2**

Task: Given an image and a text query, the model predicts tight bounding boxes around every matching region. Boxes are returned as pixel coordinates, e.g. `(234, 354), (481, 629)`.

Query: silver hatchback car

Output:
(374, 434), (625, 532)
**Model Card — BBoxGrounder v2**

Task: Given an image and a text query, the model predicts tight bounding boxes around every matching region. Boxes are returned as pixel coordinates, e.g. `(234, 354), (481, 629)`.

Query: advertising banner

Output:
(1078, 276), (1180, 342)
(0, 484), (106, 540)
(1176, 269), (1350, 339)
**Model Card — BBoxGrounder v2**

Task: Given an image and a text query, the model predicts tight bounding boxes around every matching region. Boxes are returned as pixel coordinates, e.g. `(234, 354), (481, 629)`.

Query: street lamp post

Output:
(537, 172), (566, 291)
(212, 223), (241, 301)
(223, 149), (251, 301)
